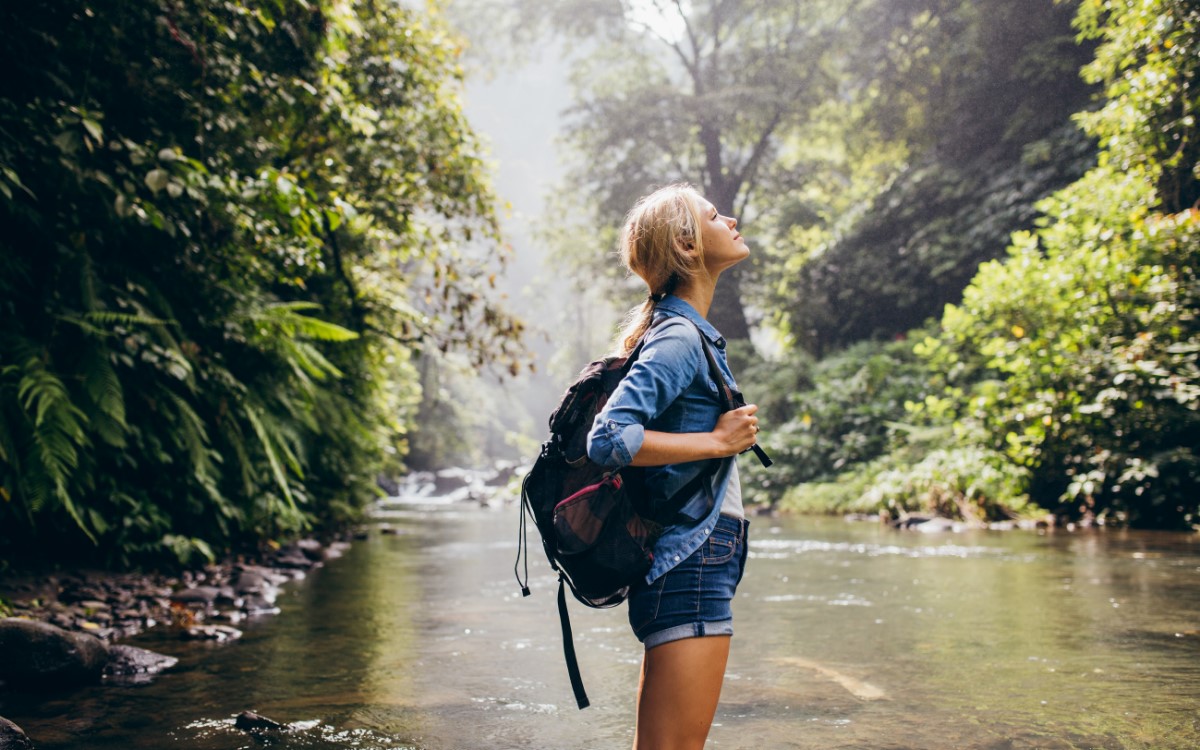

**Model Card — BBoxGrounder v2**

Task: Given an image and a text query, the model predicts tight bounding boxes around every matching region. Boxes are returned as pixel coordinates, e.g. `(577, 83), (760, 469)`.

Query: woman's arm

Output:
(629, 405), (759, 467)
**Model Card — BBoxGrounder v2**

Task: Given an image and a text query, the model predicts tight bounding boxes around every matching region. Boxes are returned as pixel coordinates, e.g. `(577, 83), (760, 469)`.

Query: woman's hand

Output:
(711, 404), (759, 457)
(628, 404), (761, 466)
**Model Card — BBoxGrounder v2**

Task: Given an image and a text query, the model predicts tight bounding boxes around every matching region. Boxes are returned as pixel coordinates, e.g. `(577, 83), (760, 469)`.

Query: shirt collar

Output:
(654, 295), (727, 349)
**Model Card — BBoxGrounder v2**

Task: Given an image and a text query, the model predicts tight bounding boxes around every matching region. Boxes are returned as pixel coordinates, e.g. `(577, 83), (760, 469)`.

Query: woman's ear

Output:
(675, 238), (698, 257)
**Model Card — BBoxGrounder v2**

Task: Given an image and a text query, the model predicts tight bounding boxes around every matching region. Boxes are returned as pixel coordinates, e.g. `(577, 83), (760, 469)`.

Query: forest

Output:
(1, 0), (1197, 569)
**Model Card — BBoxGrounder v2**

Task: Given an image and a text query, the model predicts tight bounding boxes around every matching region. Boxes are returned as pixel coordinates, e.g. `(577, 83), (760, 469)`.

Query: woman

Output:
(586, 183), (760, 749)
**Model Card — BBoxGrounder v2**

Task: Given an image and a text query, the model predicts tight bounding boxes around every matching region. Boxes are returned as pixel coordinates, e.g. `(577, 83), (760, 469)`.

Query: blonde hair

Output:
(613, 183), (708, 356)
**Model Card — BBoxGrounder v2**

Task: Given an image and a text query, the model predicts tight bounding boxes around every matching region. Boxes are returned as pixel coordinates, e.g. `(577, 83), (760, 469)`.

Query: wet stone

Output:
(104, 644), (178, 683)
(231, 570), (269, 595)
(170, 586), (221, 606)
(234, 710), (284, 731)
(0, 618), (109, 687)
(0, 716), (35, 750)
(214, 586), (240, 607)
(271, 551), (314, 570)
(183, 624), (242, 642)
(241, 594), (279, 616)
(295, 538), (324, 561)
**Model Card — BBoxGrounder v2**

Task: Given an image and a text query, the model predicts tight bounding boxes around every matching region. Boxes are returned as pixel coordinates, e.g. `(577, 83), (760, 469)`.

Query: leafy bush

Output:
(743, 337), (933, 505)
(0, 1), (522, 566)
(858, 445), (1033, 522)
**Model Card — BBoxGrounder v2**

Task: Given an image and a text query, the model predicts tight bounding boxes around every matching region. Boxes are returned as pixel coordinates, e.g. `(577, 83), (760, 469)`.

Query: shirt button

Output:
(673, 555), (681, 562)
(704, 528), (711, 535)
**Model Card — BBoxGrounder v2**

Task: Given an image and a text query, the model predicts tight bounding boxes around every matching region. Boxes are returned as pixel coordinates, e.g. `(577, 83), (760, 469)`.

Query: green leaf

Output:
(81, 118), (103, 144)
(145, 169), (169, 193)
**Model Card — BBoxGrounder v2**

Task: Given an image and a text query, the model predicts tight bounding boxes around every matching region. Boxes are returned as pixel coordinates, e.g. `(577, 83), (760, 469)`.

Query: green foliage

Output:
(778, 441), (1033, 522)
(919, 171), (1200, 526)
(858, 444), (1034, 522)
(909, 0), (1200, 528)
(751, 0), (1200, 530)
(0, 1), (523, 566)
(743, 337), (932, 505)
(766, 0), (1097, 354)
(1075, 0), (1200, 212)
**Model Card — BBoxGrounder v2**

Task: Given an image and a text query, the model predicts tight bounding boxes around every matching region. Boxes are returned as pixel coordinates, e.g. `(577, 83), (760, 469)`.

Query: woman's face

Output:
(695, 198), (749, 276)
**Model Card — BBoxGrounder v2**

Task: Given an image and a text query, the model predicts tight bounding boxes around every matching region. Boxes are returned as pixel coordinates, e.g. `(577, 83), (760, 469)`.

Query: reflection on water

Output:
(2, 497), (1198, 749)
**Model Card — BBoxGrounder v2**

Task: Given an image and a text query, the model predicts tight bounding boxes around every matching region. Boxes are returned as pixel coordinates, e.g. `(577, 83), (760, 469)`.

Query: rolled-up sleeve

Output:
(585, 320), (702, 468)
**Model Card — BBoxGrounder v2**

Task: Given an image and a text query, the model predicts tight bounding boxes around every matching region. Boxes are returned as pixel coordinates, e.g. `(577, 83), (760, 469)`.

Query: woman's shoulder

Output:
(647, 313), (702, 345)
(641, 314), (703, 367)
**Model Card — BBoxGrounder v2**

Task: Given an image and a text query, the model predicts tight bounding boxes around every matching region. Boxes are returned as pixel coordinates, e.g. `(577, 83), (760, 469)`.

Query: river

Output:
(3, 493), (1198, 749)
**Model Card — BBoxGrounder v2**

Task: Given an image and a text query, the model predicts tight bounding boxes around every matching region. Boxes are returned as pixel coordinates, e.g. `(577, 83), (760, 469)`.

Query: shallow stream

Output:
(3, 493), (1199, 749)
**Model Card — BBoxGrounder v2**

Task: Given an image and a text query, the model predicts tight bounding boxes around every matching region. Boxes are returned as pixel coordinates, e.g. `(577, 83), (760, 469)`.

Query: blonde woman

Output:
(587, 184), (760, 749)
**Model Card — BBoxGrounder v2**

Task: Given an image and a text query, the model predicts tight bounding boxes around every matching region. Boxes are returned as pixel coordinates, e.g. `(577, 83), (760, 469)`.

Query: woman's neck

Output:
(674, 275), (717, 319)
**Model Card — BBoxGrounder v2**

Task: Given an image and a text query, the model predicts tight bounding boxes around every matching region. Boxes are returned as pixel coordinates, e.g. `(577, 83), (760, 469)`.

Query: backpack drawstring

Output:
(514, 475), (531, 597)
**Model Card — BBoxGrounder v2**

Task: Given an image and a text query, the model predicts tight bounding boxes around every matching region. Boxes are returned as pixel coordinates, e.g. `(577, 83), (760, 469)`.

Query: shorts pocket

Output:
(701, 525), (738, 564)
(628, 575), (667, 632)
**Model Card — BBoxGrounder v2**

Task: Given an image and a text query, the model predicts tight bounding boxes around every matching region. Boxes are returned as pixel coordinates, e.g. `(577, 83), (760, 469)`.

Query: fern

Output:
(244, 403), (298, 511)
(257, 301), (361, 342)
(57, 311), (172, 336)
(81, 343), (128, 448)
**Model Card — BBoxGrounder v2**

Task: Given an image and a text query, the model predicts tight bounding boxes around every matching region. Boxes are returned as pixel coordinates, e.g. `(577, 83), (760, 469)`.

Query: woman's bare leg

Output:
(633, 635), (731, 750)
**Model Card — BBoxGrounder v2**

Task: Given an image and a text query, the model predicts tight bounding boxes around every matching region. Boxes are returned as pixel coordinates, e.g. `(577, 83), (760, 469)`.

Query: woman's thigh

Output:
(634, 635), (732, 750)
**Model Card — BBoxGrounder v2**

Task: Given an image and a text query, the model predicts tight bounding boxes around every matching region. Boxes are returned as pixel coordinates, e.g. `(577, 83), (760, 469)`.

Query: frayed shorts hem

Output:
(642, 618), (733, 650)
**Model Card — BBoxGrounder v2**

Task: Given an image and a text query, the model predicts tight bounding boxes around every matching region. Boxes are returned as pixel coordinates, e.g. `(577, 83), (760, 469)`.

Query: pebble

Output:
(183, 624), (243, 642)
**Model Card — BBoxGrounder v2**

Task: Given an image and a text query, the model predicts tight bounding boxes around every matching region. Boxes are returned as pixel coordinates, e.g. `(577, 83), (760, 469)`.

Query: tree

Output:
(466, 0), (866, 340)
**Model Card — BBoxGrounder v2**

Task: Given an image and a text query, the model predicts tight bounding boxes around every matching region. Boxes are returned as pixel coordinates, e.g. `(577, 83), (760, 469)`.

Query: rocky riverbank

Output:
(0, 536), (353, 749)
(0, 537), (350, 648)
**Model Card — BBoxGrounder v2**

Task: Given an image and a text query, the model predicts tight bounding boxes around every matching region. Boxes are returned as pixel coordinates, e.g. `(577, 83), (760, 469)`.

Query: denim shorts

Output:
(627, 514), (750, 649)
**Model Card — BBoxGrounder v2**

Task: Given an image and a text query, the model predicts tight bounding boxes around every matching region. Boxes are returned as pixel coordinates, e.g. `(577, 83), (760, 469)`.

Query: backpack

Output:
(513, 316), (771, 709)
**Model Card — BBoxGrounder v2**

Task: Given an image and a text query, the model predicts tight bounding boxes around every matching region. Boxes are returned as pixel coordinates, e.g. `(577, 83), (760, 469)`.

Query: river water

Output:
(3, 494), (1199, 749)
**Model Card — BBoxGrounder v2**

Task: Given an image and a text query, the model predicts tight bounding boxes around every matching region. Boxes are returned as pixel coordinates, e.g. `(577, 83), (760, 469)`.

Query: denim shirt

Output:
(585, 295), (739, 584)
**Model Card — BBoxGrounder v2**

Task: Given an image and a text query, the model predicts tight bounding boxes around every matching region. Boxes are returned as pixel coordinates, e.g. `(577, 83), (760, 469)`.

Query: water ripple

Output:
(751, 538), (1009, 559)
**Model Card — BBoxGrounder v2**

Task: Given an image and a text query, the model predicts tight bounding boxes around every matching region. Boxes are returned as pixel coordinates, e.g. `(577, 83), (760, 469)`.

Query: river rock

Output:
(0, 717), (35, 750)
(270, 550), (315, 570)
(323, 541), (349, 561)
(915, 517), (959, 533)
(0, 618), (109, 686)
(240, 593), (279, 616)
(432, 468), (473, 494)
(294, 539), (324, 562)
(183, 624), (242, 642)
(103, 645), (179, 683)
(231, 569), (269, 594)
(234, 710), (283, 731)
(170, 586), (222, 606)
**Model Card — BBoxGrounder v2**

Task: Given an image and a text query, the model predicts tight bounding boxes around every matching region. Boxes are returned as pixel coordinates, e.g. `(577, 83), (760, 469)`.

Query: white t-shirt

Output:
(720, 460), (744, 519)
